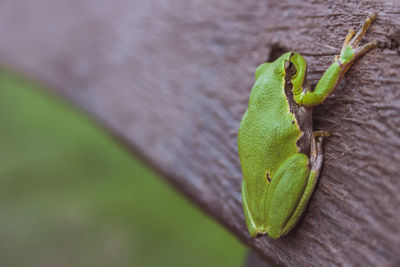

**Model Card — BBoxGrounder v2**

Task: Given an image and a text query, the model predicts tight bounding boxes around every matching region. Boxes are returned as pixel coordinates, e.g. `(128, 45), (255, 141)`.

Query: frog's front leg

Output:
(297, 13), (377, 107)
(265, 131), (329, 239)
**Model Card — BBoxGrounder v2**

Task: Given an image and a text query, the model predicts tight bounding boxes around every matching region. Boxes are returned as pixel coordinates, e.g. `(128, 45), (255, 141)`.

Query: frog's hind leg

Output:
(264, 153), (310, 239)
(279, 131), (330, 237)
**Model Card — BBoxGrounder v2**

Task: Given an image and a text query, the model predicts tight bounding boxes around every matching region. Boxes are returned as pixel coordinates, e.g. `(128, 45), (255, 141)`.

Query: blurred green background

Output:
(0, 68), (245, 267)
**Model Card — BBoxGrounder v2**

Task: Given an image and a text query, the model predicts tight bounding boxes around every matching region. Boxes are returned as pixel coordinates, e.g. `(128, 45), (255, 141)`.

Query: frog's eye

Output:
(284, 60), (297, 76)
(288, 61), (297, 76)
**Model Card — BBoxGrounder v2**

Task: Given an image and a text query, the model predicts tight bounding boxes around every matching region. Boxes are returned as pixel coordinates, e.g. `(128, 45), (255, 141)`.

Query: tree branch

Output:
(1, 0), (400, 265)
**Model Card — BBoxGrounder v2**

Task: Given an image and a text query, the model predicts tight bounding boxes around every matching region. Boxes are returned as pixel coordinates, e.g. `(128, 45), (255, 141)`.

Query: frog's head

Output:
(284, 52), (308, 98)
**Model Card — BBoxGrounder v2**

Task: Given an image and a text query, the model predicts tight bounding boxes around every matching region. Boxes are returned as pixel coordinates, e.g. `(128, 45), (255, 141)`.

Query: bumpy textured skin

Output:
(238, 52), (315, 238)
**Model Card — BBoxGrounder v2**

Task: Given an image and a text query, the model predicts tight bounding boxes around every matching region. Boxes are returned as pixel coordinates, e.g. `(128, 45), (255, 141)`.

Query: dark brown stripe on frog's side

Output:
(283, 55), (313, 156)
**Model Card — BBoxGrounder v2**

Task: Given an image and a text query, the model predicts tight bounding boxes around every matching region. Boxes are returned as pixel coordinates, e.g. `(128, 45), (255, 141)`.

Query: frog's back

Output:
(238, 54), (302, 226)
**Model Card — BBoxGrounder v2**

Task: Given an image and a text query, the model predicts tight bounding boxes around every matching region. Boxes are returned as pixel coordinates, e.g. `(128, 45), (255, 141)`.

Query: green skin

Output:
(238, 13), (377, 239)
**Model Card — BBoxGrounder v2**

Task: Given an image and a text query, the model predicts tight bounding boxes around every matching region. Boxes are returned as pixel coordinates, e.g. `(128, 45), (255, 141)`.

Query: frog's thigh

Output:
(280, 132), (326, 236)
(265, 153), (310, 239)
(241, 181), (259, 237)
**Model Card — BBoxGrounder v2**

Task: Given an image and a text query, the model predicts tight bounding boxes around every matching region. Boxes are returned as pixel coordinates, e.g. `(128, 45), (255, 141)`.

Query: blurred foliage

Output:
(0, 68), (245, 267)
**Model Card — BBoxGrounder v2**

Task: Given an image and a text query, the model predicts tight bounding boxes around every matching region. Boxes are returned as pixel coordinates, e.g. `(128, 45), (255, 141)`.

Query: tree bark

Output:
(1, 0), (399, 266)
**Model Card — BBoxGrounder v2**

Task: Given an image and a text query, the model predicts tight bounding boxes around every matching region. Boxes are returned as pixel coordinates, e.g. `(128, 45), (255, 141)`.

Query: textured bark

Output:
(245, 251), (276, 267)
(1, 0), (400, 266)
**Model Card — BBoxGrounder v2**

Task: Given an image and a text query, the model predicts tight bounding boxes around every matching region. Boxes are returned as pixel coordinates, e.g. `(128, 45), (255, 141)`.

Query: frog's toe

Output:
(338, 13), (377, 65)
(353, 40), (377, 58)
(368, 12), (377, 22)
(348, 12), (377, 48)
(341, 29), (355, 51)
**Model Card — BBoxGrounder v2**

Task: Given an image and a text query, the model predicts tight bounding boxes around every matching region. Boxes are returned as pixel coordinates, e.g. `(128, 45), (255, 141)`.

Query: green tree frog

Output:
(238, 13), (377, 239)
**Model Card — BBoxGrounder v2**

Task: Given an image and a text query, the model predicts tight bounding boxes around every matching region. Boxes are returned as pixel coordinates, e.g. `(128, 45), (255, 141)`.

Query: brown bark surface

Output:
(1, 0), (400, 266)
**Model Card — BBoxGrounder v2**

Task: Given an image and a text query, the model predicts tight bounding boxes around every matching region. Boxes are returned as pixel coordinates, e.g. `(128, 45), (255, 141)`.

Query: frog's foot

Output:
(310, 131), (330, 165)
(337, 13), (377, 67)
